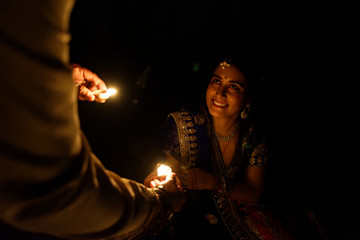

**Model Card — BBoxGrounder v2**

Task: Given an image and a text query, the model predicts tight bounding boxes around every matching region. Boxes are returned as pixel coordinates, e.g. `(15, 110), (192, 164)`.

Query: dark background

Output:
(68, 1), (357, 239)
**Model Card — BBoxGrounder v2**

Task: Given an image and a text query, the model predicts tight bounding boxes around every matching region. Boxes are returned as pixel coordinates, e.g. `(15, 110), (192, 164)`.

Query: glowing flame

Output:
(99, 88), (117, 99)
(157, 164), (172, 177)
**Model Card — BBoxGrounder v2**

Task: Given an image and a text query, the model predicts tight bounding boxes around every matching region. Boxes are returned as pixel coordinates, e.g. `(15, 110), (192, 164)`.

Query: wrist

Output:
(153, 186), (174, 221)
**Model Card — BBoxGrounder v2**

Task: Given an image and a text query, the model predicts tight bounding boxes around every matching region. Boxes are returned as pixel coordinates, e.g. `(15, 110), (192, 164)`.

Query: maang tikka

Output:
(220, 61), (231, 69)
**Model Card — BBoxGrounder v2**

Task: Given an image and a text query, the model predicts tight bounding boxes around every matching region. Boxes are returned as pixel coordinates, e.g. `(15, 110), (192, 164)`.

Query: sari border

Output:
(168, 110), (198, 168)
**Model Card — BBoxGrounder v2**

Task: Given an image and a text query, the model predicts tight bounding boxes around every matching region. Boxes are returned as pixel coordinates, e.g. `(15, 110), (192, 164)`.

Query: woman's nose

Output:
(216, 86), (226, 97)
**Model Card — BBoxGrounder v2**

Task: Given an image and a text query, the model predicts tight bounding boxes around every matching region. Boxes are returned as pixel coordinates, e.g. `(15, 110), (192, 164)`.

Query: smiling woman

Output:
(206, 60), (249, 126)
(143, 53), (327, 240)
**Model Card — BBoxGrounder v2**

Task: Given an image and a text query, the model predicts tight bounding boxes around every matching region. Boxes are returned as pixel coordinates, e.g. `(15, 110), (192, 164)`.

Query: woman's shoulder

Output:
(167, 105), (207, 126)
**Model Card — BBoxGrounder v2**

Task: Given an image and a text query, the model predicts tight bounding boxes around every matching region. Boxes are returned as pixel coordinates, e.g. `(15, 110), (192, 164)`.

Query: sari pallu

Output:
(165, 107), (298, 240)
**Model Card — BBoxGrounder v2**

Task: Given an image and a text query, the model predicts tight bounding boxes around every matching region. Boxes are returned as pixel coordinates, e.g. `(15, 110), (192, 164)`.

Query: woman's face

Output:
(206, 64), (248, 121)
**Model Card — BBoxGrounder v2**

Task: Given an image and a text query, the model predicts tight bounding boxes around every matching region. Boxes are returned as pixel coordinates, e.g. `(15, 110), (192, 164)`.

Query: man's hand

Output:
(72, 64), (107, 102)
(146, 165), (185, 212)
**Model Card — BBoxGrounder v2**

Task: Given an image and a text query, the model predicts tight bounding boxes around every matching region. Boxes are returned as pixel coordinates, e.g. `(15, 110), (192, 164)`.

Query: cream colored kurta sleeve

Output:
(0, 1), (164, 239)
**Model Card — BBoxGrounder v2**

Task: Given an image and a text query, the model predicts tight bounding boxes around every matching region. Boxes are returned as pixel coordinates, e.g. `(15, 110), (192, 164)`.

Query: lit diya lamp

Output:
(157, 164), (173, 182)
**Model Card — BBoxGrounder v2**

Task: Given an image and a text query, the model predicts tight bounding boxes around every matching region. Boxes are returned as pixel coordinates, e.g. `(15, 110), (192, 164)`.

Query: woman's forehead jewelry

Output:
(220, 61), (231, 69)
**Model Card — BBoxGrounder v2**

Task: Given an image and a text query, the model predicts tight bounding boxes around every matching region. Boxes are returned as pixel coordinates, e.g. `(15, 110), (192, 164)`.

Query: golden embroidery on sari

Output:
(168, 109), (199, 168)
(169, 109), (273, 240)
(249, 140), (267, 167)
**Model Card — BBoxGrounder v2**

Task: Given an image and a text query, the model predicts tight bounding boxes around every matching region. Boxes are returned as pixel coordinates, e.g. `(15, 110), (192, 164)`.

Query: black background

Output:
(69, 1), (357, 239)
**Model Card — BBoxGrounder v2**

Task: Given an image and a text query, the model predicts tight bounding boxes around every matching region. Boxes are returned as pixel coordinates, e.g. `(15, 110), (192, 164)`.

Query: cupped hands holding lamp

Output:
(147, 164), (184, 209)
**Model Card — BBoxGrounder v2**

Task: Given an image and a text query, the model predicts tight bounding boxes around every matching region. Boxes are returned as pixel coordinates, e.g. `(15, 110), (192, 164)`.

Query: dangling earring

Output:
(241, 104), (251, 119)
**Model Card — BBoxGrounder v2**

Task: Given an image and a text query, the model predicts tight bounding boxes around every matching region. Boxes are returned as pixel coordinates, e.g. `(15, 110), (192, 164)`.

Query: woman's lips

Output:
(212, 99), (227, 108)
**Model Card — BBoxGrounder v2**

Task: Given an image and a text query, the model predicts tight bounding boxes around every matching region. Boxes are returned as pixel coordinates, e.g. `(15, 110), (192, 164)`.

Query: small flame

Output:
(99, 88), (117, 99)
(157, 164), (172, 177)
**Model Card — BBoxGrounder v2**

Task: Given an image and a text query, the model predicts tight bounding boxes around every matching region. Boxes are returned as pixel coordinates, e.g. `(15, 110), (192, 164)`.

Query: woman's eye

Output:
(211, 78), (221, 84)
(229, 84), (239, 90)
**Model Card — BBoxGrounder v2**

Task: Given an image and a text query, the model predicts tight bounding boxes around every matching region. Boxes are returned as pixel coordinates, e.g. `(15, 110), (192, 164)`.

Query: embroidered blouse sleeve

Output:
(161, 117), (181, 161)
(248, 136), (268, 167)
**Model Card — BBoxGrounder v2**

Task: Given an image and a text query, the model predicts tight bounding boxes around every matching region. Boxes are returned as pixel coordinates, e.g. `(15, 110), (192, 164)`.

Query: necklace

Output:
(213, 122), (239, 142)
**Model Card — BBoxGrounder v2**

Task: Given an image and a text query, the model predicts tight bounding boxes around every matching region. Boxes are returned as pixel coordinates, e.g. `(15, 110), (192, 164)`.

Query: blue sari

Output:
(146, 106), (324, 240)
(162, 106), (291, 240)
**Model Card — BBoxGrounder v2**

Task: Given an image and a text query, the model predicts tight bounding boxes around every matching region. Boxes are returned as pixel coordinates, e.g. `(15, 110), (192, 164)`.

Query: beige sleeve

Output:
(0, 1), (165, 239)
(0, 133), (163, 239)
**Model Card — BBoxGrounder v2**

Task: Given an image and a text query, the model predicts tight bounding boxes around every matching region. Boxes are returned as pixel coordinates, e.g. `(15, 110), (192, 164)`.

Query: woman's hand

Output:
(144, 164), (185, 212)
(143, 163), (163, 188)
(180, 168), (217, 190)
(144, 170), (157, 188)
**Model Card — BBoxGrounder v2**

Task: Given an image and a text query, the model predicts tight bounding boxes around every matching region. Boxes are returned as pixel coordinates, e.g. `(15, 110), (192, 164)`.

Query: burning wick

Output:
(93, 88), (117, 102)
(157, 164), (172, 177)
(98, 88), (117, 99)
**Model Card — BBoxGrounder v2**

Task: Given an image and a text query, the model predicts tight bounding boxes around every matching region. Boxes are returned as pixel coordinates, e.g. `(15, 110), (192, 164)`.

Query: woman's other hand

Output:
(180, 168), (217, 190)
